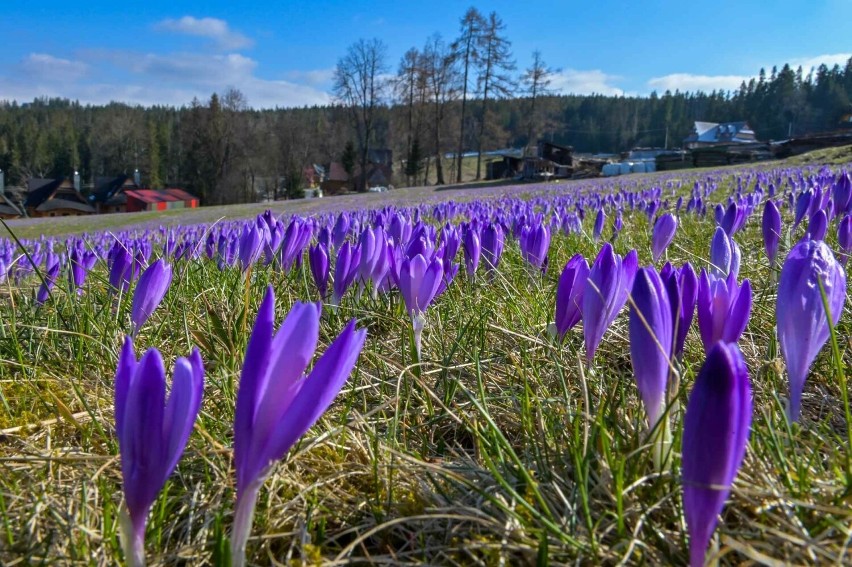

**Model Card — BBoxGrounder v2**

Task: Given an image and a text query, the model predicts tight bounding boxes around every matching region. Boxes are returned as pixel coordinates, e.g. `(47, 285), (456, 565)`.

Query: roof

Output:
(35, 199), (95, 213)
(0, 203), (21, 216)
(24, 178), (63, 207)
(684, 121), (756, 144)
(125, 188), (198, 204)
(92, 175), (135, 203)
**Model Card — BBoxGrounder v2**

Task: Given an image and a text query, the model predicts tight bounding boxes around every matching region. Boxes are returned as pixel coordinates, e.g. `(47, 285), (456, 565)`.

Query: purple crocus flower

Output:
(696, 270), (752, 353)
(582, 243), (639, 360)
(519, 223), (550, 274)
(35, 255), (61, 305)
(661, 262), (698, 360)
(629, 266), (673, 431)
(130, 259), (173, 335)
(762, 200), (782, 266)
(481, 223), (505, 273)
(682, 341), (751, 567)
(238, 224), (264, 272)
(806, 210), (828, 241)
(777, 239), (847, 422)
(309, 243), (330, 300)
(115, 337), (204, 567)
(838, 215), (852, 265)
(709, 227), (738, 279)
(109, 244), (134, 293)
(553, 254), (589, 340)
(794, 189), (812, 229)
(231, 287), (365, 566)
(651, 213), (678, 263)
(331, 241), (361, 306)
(399, 254), (444, 360)
(462, 226), (481, 279)
(593, 208), (605, 241)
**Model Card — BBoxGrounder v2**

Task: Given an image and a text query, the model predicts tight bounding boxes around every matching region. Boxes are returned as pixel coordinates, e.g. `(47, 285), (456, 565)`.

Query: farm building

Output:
(486, 151), (524, 180)
(125, 189), (199, 212)
(24, 174), (95, 217)
(89, 171), (143, 213)
(683, 121), (757, 148)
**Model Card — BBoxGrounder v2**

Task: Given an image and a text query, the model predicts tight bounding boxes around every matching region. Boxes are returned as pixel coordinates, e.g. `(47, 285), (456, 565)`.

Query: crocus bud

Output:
(116, 338), (204, 567)
(762, 200), (782, 266)
(309, 243), (330, 300)
(238, 224), (264, 272)
(651, 213), (678, 263)
(806, 210), (828, 241)
(682, 342), (752, 567)
(629, 266), (673, 429)
(462, 226), (481, 278)
(777, 239), (847, 422)
(838, 215), (852, 265)
(593, 208), (605, 241)
(481, 223), (505, 273)
(130, 259), (173, 334)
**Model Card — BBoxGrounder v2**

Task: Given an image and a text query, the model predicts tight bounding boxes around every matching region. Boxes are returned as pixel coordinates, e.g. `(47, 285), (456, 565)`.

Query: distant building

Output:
(24, 173), (95, 217)
(683, 121), (757, 148)
(321, 162), (350, 195)
(90, 172), (142, 214)
(125, 189), (199, 212)
(0, 171), (23, 219)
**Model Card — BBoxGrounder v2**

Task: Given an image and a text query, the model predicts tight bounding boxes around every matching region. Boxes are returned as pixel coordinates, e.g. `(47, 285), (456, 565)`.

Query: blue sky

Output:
(1, 0), (850, 108)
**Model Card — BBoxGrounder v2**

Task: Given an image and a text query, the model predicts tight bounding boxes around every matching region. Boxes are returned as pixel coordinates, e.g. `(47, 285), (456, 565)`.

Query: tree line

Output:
(1, 6), (851, 204)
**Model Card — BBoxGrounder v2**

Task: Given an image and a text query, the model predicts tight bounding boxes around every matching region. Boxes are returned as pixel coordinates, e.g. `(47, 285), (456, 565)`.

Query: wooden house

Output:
(320, 162), (350, 195)
(24, 175), (95, 217)
(90, 173), (142, 214)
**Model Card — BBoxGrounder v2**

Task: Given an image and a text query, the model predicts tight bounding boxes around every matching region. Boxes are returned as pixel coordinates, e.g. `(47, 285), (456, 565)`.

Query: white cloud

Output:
(0, 50), (330, 108)
(647, 53), (852, 94)
(19, 53), (88, 82)
(155, 16), (253, 50)
(549, 69), (625, 96)
(787, 52), (851, 71)
(647, 73), (748, 93)
(284, 68), (335, 87)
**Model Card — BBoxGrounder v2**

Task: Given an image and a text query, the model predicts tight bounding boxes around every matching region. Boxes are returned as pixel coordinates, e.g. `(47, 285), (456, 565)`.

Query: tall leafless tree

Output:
(474, 12), (516, 180)
(451, 7), (485, 183)
(521, 50), (558, 156)
(422, 34), (460, 186)
(333, 38), (389, 192)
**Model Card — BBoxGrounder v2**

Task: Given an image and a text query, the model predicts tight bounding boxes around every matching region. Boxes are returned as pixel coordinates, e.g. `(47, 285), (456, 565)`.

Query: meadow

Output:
(0, 152), (850, 566)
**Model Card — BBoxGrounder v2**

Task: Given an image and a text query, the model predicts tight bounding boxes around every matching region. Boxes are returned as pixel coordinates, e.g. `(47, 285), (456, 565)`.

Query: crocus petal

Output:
(161, 352), (204, 485)
(682, 342), (752, 567)
(234, 286), (276, 492)
(260, 320), (367, 468)
(629, 266), (673, 428)
(777, 239), (847, 421)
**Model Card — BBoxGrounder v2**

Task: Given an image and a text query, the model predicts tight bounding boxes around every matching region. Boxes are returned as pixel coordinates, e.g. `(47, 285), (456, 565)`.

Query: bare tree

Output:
(474, 11), (516, 180)
(422, 34), (460, 186)
(521, 50), (558, 155)
(333, 38), (389, 192)
(395, 47), (428, 186)
(451, 7), (485, 183)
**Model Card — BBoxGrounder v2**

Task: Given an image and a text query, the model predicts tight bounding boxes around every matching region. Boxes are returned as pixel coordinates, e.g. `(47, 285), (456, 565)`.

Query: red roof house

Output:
(125, 189), (200, 212)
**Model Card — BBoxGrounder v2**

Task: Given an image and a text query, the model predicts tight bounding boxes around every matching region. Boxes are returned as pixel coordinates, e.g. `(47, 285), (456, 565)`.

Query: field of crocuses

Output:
(1, 161), (851, 565)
